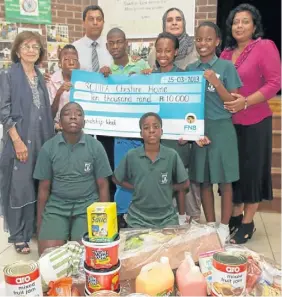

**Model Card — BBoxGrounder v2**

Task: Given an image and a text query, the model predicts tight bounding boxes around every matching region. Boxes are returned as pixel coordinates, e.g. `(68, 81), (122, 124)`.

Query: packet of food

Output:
(47, 277), (80, 296)
(199, 249), (224, 295)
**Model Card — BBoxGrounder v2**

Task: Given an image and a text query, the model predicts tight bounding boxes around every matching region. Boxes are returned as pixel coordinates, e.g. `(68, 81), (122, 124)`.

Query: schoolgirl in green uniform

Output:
(186, 22), (242, 244)
(152, 32), (192, 225)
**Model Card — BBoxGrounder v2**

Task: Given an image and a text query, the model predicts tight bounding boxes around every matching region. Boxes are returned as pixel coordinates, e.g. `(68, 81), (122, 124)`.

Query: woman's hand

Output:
(99, 66), (112, 77)
(204, 69), (220, 87)
(224, 93), (246, 113)
(196, 136), (211, 147)
(13, 139), (28, 163)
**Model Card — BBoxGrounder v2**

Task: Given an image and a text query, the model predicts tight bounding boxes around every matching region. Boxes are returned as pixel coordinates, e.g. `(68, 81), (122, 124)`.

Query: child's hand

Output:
(141, 68), (152, 75)
(44, 70), (51, 82)
(57, 82), (72, 95)
(99, 66), (112, 77)
(178, 138), (188, 145)
(204, 69), (220, 88)
(196, 136), (211, 147)
(131, 55), (141, 62)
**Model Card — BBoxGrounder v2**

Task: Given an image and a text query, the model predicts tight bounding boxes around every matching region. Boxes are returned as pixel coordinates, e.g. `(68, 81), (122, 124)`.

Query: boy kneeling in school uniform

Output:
(34, 102), (112, 255)
(112, 112), (190, 228)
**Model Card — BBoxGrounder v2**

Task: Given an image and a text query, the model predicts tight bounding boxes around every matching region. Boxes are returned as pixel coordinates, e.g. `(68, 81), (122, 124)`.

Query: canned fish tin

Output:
(4, 261), (43, 296)
(212, 252), (247, 296)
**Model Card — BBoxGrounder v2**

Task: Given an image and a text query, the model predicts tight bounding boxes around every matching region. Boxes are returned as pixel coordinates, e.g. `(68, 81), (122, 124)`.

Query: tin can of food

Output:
(4, 260), (43, 296)
(212, 252), (247, 296)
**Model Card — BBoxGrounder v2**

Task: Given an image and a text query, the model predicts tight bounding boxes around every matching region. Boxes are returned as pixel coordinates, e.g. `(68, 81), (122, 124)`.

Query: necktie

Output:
(91, 41), (99, 72)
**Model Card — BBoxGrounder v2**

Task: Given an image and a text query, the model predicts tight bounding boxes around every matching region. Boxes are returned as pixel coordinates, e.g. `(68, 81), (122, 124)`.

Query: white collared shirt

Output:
(73, 35), (113, 72)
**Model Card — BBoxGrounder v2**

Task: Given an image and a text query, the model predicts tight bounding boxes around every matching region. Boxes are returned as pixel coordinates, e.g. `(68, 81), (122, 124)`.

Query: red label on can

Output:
(5, 269), (40, 285)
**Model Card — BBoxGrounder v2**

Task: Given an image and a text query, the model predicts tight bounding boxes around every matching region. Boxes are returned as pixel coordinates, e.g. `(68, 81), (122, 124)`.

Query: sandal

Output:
(14, 242), (30, 254)
(230, 221), (256, 244)
(229, 214), (243, 234)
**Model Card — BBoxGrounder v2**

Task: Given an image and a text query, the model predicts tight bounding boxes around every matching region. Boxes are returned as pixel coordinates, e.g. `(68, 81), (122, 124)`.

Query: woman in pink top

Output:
(220, 4), (281, 244)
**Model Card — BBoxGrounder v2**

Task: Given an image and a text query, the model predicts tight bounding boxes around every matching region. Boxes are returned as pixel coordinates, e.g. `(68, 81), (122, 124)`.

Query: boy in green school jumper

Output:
(33, 102), (112, 255)
(112, 112), (189, 228)
(100, 28), (151, 227)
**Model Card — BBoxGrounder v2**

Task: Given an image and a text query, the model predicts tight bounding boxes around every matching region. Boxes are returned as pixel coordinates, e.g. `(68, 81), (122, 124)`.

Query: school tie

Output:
(91, 41), (99, 72)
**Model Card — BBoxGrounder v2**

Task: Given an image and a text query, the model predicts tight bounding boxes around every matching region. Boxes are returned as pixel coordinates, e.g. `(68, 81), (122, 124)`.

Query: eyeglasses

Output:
(20, 44), (41, 52)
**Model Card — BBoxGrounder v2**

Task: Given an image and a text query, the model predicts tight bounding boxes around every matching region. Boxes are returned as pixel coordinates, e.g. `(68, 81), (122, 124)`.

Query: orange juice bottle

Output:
(136, 257), (174, 296)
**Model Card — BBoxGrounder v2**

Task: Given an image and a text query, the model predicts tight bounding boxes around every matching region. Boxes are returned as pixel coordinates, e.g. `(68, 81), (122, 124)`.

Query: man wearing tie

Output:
(73, 5), (115, 199)
(73, 5), (112, 71)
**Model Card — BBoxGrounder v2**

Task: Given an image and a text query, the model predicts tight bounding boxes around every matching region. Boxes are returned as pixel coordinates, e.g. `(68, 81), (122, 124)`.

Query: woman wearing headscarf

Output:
(0, 31), (54, 253)
(148, 7), (198, 70)
(148, 8), (201, 222)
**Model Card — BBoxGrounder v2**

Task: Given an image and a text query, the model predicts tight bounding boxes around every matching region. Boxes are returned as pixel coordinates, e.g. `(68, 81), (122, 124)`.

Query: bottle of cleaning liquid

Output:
(176, 252), (207, 296)
(136, 257), (174, 296)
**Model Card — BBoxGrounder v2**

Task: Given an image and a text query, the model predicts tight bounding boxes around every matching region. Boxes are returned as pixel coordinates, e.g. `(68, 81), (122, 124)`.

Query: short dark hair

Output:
(225, 3), (264, 49)
(107, 27), (126, 40)
(155, 32), (179, 50)
(58, 44), (78, 60)
(139, 112), (162, 129)
(60, 102), (84, 119)
(83, 5), (104, 21)
(197, 21), (222, 55)
(11, 31), (45, 64)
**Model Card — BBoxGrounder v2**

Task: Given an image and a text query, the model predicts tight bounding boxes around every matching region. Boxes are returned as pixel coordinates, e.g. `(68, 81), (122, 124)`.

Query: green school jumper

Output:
(187, 56), (242, 183)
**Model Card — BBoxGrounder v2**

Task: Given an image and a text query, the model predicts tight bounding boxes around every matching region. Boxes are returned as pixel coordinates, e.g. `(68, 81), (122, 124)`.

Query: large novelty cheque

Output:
(70, 70), (206, 140)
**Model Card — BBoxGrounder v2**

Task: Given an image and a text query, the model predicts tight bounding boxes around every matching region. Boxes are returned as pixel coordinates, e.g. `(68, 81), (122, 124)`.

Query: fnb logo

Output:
(184, 125), (197, 131)
(226, 266), (240, 273)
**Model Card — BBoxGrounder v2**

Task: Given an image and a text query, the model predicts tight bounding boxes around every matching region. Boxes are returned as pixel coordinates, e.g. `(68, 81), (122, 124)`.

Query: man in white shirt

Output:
(73, 5), (115, 200)
(73, 5), (112, 71)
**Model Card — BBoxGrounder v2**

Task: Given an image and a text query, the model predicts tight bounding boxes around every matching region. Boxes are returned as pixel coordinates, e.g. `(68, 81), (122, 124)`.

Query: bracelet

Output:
(244, 97), (248, 110)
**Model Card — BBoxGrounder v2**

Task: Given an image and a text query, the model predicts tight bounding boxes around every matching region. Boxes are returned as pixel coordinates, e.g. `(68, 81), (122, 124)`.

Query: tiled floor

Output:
(0, 190), (281, 283)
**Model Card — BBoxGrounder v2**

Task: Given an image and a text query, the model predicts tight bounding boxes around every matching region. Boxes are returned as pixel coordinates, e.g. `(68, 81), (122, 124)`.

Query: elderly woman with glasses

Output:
(0, 31), (54, 253)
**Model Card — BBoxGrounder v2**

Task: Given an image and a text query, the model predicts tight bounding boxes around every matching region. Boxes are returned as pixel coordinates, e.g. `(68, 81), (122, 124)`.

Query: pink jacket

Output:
(220, 38), (281, 125)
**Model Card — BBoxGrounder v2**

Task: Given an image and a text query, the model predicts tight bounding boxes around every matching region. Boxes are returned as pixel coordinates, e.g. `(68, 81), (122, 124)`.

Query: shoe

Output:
(217, 224), (230, 246)
(207, 222), (216, 228)
(230, 221), (256, 244)
(229, 214), (243, 234)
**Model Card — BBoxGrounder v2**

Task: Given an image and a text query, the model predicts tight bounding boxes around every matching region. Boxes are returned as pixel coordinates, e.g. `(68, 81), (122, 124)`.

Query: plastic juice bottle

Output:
(176, 252), (207, 296)
(135, 257), (174, 296)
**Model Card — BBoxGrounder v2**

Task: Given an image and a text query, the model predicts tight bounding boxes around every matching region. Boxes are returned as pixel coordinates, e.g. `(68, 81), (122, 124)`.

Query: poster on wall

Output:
(98, 0), (195, 38)
(0, 42), (12, 61)
(5, 0), (51, 24)
(47, 42), (67, 60)
(17, 27), (42, 35)
(128, 41), (154, 61)
(48, 61), (59, 74)
(0, 22), (17, 42)
(46, 25), (69, 43)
